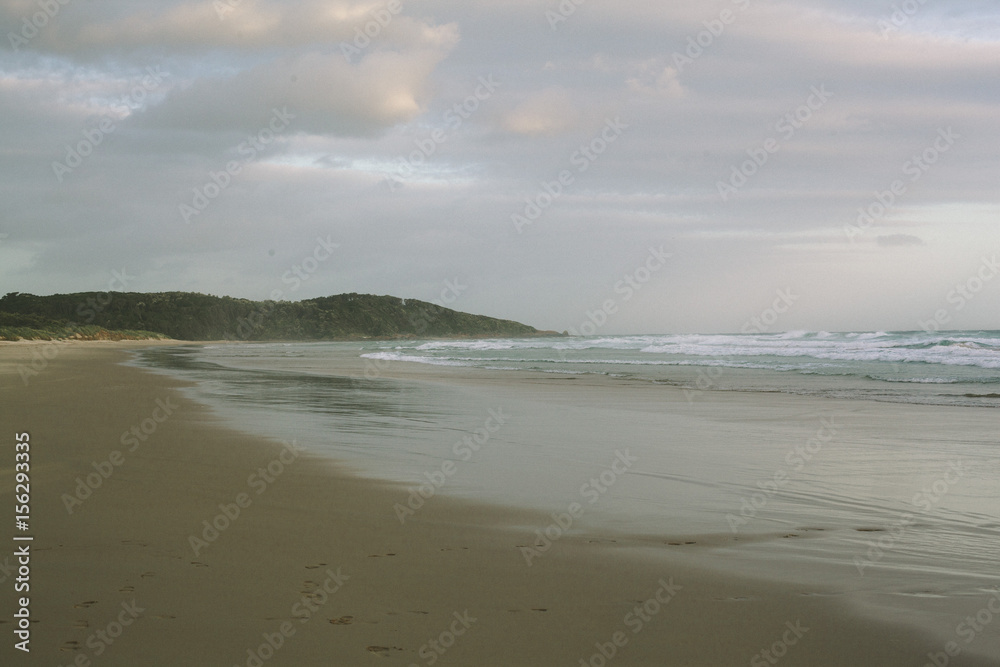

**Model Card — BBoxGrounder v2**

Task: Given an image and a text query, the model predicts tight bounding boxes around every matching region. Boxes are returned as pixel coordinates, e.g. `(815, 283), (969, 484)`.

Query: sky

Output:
(1, 0), (998, 334)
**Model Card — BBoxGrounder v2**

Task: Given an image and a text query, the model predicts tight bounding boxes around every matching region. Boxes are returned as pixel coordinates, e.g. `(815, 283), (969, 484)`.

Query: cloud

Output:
(3, 1), (461, 136)
(500, 88), (580, 136)
(1, 0), (999, 333)
(138, 44), (458, 136)
(876, 234), (924, 247)
(1, 0), (454, 54)
(626, 63), (684, 98)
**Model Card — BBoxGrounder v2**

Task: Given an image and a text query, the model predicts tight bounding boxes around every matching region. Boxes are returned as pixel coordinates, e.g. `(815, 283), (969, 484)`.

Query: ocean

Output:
(130, 331), (1000, 653)
(361, 330), (1000, 408)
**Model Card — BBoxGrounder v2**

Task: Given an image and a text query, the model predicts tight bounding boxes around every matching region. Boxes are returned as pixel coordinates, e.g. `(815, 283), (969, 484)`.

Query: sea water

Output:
(130, 332), (1000, 656)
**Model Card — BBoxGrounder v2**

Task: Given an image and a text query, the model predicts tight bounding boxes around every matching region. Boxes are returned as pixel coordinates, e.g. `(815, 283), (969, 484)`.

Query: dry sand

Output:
(1, 341), (989, 666)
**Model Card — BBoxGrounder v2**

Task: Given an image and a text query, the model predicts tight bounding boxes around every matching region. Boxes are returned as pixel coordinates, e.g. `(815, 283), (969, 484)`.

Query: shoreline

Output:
(3, 341), (996, 665)
(0, 327), (566, 345)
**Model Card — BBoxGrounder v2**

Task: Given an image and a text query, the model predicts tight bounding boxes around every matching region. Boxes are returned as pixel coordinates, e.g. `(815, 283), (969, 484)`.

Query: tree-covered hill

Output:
(0, 291), (557, 341)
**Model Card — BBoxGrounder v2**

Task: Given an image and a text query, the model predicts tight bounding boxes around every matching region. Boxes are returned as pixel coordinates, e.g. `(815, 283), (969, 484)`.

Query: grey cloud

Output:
(876, 234), (924, 247)
(1, 0), (998, 333)
(1, 0), (455, 55)
(138, 47), (458, 136)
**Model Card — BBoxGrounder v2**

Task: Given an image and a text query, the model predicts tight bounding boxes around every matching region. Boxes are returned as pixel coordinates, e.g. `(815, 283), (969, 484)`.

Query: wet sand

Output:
(1, 341), (995, 666)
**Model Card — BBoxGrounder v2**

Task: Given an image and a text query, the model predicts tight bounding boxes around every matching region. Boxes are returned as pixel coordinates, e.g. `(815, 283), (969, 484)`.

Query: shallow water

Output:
(130, 340), (1000, 658)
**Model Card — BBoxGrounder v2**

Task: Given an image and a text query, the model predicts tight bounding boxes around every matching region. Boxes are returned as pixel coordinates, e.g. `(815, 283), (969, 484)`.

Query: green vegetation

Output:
(0, 292), (555, 342)
(0, 311), (168, 341)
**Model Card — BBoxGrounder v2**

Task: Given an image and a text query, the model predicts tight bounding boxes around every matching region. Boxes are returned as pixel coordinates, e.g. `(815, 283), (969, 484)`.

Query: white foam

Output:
(361, 352), (468, 367)
(368, 331), (1000, 376)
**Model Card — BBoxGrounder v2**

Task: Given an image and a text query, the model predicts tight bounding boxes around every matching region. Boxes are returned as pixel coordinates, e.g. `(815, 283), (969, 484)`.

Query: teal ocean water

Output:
(360, 330), (1000, 408)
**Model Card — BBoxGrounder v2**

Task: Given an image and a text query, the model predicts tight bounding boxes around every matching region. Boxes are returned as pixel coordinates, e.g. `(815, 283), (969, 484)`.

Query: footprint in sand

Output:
(140, 571), (155, 578)
(305, 563), (327, 569)
(121, 540), (148, 547)
(72, 620), (89, 629)
(190, 561), (208, 567)
(367, 553), (397, 558)
(60, 641), (82, 652)
(73, 601), (98, 609)
(408, 611), (429, 615)
(329, 616), (354, 625)
(302, 582), (331, 602)
(366, 646), (403, 657)
(119, 585), (135, 593)
(530, 608), (548, 612)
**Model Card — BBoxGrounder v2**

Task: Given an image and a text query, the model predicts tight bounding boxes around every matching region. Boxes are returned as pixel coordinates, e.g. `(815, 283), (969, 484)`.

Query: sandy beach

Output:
(6, 0), (998, 662)
(2, 341), (996, 666)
